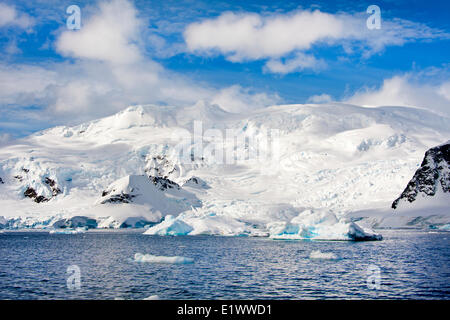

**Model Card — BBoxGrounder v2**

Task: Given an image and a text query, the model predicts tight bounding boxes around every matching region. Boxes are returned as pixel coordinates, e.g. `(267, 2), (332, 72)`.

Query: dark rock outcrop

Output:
(144, 155), (178, 180)
(100, 192), (135, 204)
(0, 177), (4, 184)
(183, 176), (210, 189)
(44, 177), (61, 196)
(24, 187), (49, 203)
(23, 176), (61, 203)
(149, 176), (180, 191)
(392, 142), (449, 209)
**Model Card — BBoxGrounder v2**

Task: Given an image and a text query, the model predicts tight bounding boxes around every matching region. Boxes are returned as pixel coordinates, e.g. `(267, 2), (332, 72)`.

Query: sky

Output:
(0, 0), (449, 141)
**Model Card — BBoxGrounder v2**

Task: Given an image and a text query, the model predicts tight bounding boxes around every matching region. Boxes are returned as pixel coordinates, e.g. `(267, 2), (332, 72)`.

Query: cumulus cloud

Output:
(346, 70), (450, 116)
(0, 0), (279, 128)
(184, 10), (449, 73)
(184, 10), (345, 61)
(0, 3), (33, 29)
(211, 85), (280, 113)
(0, 64), (58, 105)
(264, 52), (326, 74)
(56, 0), (142, 64)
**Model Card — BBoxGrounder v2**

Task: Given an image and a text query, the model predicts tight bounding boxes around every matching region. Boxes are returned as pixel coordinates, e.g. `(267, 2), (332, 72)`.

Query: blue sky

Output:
(0, 0), (449, 140)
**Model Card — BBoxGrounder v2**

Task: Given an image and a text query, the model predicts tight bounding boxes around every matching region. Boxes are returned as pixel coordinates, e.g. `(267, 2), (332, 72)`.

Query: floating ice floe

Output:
(143, 295), (160, 300)
(309, 250), (338, 260)
(134, 252), (194, 264)
(49, 227), (87, 234)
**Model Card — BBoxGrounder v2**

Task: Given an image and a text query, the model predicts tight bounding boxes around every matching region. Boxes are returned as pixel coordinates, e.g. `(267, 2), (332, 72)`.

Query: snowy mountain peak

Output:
(392, 142), (450, 209)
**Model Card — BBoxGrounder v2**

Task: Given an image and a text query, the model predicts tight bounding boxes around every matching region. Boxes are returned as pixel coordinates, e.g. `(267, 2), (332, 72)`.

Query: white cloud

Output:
(0, 64), (58, 105)
(0, 3), (33, 29)
(264, 52), (326, 74)
(0, 0), (279, 128)
(184, 10), (449, 73)
(4, 39), (22, 55)
(438, 82), (450, 101)
(307, 93), (333, 104)
(0, 133), (11, 146)
(211, 85), (280, 113)
(56, 0), (142, 64)
(184, 10), (345, 61)
(346, 72), (450, 116)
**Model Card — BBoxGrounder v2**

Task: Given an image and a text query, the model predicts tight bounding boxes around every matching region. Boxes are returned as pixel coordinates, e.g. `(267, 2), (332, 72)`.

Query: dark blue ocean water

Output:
(0, 229), (449, 300)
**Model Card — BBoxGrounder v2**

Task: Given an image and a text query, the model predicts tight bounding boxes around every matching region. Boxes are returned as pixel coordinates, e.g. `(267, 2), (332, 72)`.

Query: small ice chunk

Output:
(348, 222), (383, 241)
(134, 252), (194, 264)
(49, 227), (86, 234)
(309, 250), (338, 260)
(143, 295), (160, 300)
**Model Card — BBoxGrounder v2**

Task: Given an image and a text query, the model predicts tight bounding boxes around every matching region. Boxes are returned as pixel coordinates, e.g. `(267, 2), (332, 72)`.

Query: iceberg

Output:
(143, 212), (263, 236)
(143, 215), (193, 236)
(134, 252), (194, 264)
(268, 209), (382, 241)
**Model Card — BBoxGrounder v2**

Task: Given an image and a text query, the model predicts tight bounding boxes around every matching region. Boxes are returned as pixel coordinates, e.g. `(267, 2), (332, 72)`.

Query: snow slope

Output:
(350, 142), (449, 229)
(0, 102), (449, 235)
(392, 141), (449, 209)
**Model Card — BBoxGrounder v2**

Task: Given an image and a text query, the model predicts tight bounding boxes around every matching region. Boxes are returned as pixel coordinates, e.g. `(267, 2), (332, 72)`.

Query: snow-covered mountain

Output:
(0, 102), (449, 236)
(392, 142), (449, 209)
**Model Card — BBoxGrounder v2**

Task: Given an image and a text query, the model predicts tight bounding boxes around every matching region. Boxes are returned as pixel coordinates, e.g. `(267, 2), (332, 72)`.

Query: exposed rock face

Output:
(392, 142), (450, 209)
(99, 175), (156, 204)
(0, 177), (3, 184)
(98, 175), (202, 218)
(143, 154), (183, 191)
(183, 176), (210, 189)
(149, 176), (180, 191)
(23, 176), (62, 203)
(44, 177), (61, 196)
(100, 192), (135, 204)
(24, 187), (49, 203)
(144, 155), (179, 181)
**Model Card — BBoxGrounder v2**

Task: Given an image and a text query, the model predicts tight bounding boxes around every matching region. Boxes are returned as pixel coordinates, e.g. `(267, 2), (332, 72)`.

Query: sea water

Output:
(0, 229), (448, 299)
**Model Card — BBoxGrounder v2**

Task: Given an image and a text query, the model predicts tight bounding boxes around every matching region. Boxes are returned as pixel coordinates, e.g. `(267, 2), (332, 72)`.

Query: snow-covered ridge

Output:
(392, 142), (449, 209)
(0, 102), (449, 236)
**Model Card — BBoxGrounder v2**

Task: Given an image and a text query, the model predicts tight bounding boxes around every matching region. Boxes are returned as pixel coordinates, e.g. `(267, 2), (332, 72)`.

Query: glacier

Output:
(0, 102), (449, 239)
